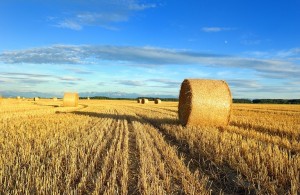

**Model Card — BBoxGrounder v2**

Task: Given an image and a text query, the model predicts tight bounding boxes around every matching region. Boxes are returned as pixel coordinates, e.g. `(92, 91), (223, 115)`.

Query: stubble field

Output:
(0, 99), (299, 194)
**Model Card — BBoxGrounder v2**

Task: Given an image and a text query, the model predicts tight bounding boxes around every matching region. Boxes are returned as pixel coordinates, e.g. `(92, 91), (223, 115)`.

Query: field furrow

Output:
(0, 99), (299, 194)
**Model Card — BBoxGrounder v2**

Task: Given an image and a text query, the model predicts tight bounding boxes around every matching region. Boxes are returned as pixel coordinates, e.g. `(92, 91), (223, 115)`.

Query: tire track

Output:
(131, 110), (255, 195)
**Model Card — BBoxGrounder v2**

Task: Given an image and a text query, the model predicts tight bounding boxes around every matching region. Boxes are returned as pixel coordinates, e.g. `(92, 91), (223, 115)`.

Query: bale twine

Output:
(141, 98), (148, 104)
(137, 99), (142, 103)
(63, 92), (79, 107)
(154, 99), (161, 104)
(33, 97), (39, 101)
(178, 79), (232, 127)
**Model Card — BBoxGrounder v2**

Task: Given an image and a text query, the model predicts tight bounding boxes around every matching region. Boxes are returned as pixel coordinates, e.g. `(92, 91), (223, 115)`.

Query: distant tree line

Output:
(233, 98), (300, 104)
(80, 97), (300, 104)
(137, 97), (179, 102)
(252, 99), (300, 104)
(80, 96), (179, 101)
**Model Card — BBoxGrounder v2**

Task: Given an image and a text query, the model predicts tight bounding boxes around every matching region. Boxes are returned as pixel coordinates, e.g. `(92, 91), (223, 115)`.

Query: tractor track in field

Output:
(133, 112), (255, 195)
(126, 117), (140, 195)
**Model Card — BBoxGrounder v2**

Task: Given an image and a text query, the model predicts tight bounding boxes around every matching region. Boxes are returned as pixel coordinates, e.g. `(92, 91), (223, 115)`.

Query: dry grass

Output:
(178, 79), (232, 127)
(0, 100), (299, 194)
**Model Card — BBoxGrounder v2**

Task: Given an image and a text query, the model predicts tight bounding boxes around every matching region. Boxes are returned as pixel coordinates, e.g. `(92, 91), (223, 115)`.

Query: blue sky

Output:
(0, 0), (299, 98)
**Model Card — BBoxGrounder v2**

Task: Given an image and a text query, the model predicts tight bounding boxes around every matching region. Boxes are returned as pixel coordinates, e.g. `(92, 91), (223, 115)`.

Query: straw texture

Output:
(141, 98), (148, 104)
(63, 92), (79, 107)
(154, 99), (161, 104)
(178, 79), (232, 127)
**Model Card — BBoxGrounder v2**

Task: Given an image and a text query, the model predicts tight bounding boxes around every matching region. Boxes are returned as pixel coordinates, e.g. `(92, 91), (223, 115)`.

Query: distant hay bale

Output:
(178, 79), (232, 127)
(87, 97), (90, 100)
(63, 92), (79, 107)
(154, 99), (161, 104)
(137, 99), (142, 103)
(141, 98), (148, 104)
(33, 97), (39, 101)
(16, 96), (21, 100)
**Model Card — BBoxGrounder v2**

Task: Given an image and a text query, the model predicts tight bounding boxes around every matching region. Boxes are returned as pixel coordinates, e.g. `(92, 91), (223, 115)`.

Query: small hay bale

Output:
(87, 97), (90, 100)
(141, 98), (148, 104)
(178, 79), (232, 127)
(33, 97), (39, 101)
(63, 92), (79, 107)
(53, 97), (58, 101)
(154, 99), (161, 104)
(137, 99), (142, 103)
(16, 96), (21, 100)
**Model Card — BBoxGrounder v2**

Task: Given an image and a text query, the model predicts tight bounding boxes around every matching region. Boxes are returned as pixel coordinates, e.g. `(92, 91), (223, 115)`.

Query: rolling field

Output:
(0, 99), (299, 194)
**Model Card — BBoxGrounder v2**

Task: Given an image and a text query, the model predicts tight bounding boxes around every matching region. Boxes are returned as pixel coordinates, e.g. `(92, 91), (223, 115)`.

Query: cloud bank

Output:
(1, 45), (299, 81)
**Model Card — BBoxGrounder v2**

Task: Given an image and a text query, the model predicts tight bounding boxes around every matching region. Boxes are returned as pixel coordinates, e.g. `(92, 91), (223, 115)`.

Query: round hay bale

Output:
(16, 96), (21, 100)
(154, 99), (161, 104)
(137, 99), (142, 103)
(141, 98), (148, 104)
(53, 97), (58, 101)
(63, 92), (79, 107)
(33, 97), (39, 101)
(178, 79), (232, 127)
(87, 97), (90, 100)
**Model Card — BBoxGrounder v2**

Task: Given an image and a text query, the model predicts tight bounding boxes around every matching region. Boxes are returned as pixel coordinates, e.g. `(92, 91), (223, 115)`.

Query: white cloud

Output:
(56, 20), (82, 30)
(51, 0), (157, 30)
(1, 44), (299, 82)
(201, 27), (234, 32)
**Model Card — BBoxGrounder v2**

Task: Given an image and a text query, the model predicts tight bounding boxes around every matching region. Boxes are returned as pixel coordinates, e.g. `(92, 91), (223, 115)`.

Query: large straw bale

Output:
(154, 99), (161, 104)
(141, 98), (148, 104)
(178, 79), (232, 127)
(34, 97), (39, 101)
(63, 92), (79, 107)
(137, 99), (142, 103)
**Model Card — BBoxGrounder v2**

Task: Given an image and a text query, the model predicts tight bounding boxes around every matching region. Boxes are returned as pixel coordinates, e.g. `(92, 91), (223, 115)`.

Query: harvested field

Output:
(0, 99), (299, 194)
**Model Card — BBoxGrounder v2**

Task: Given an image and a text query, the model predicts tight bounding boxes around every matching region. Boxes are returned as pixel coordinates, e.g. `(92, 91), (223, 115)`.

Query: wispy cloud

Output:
(114, 79), (145, 86)
(0, 72), (83, 84)
(240, 32), (262, 45)
(201, 27), (235, 32)
(50, 0), (157, 30)
(1, 44), (299, 82)
(114, 79), (182, 88)
(56, 20), (82, 30)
